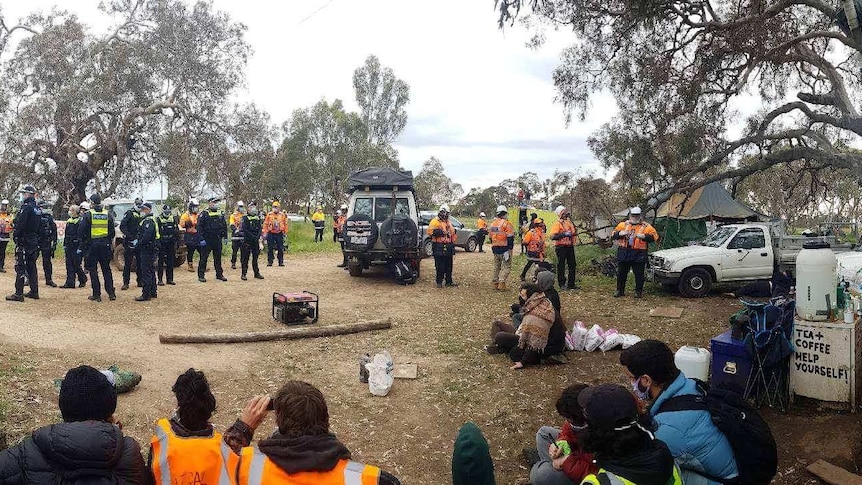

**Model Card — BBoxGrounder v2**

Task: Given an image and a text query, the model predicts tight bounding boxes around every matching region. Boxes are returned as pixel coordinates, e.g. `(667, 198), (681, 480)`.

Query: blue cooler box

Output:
(710, 330), (752, 396)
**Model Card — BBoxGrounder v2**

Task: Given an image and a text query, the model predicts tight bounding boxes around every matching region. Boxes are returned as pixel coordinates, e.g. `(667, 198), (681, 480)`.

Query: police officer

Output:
(119, 197), (143, 290)
(6, 185), (40, 302)
(229, 201), (246, 269)
(239, 202), (264, 281)
(36, 200), (58, 287)
(80, 193), (116, 302)
(59, 205), (87, 289)
(197, 197), (228, 283)
(0, 199), (13, 272)
(135, 202), (159, 301)
(157, 204), (179, 286)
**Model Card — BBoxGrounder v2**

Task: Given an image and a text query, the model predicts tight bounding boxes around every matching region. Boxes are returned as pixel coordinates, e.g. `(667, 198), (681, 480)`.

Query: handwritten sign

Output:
(791, 322), (855, 404)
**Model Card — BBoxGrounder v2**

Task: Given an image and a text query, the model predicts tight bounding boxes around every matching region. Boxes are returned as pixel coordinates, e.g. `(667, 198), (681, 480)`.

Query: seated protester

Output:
(147, 368), (236, 485)
(507, 282), (541, 330)
(231, 380), (401, 485)
(530, 384), (597, 485)
(536, 271), (561, 315)
(620, 340), (738, 485)
(578, 384), (682, 485)
(490, 284), (566, 370)
(0, 365), (147, 484)
(726, 269), (795, 299)
(452, 422), (496, 485)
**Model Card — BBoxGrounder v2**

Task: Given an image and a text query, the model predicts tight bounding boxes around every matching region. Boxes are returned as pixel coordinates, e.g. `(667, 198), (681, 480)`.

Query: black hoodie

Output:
(0, 421), (146, 484)
(598, 439), (677, 485)
(259, 432), (402, 485)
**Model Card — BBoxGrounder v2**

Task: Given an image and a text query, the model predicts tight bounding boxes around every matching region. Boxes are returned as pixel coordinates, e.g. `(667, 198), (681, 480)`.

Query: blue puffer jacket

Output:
(649, 372), (738, 485)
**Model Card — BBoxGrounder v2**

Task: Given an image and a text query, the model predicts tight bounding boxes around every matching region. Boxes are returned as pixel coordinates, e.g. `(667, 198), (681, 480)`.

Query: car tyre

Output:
(348, 261), (363, 277)
(423, 239), (433, 258)
(679, 268), (712, 298)
(466, 237), (478, 253)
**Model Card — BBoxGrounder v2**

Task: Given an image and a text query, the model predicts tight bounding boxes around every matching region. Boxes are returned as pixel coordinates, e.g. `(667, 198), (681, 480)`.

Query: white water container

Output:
(797, 241), (837, 321)
(675, 346), (711, 382)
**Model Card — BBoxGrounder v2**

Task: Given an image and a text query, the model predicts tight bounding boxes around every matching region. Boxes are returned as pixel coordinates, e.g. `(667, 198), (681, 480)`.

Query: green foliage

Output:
(353, 55), (411, 146)
(286, 219), (340, 254)
(414, 157), (463, 210)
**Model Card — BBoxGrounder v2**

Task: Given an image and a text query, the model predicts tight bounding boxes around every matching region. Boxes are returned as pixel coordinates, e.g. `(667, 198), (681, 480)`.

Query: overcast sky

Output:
(3, 0), (618, 194)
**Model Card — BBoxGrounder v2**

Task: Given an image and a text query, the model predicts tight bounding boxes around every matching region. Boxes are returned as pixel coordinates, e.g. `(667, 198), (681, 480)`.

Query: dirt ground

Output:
(0, 249), (859, 484)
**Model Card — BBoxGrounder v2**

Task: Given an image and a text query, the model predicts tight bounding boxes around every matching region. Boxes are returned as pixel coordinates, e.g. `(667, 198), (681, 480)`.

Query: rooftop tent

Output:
(347, 168), (414, 192)
(614, 182), (762, 249)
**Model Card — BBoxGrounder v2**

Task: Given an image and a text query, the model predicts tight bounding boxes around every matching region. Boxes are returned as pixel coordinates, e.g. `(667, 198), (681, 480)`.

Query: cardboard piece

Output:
(649, 307), (685, 319)
(394, 363), (418, 379)
(807, 459), (862, 485)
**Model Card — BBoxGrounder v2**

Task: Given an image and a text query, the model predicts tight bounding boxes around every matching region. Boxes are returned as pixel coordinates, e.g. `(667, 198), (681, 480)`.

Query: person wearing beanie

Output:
(0, 365), (146, 483)
(452, 422), (496, 485)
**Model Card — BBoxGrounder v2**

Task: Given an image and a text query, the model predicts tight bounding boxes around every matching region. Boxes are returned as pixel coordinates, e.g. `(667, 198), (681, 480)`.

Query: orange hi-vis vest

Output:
(427, 217), (455, 244)
(150, 418), (236, 485)
(237, 447), (381, 485)
(334, 215), (346, 234)
(524, 227), (545, 258)
(489, 218), (514, 247)
(180, 212), (199, 234)
(614, 221), (659, 251)
(230, 211), (244, 230)
(264, 211), (288, 234)
(550, 219), (577, 247)
(477, 218), (487, 230)
(0, 211), (12, 238)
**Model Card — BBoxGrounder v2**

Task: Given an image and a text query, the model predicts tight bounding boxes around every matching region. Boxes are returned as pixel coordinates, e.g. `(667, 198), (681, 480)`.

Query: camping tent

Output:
(614, 182), (762, 249)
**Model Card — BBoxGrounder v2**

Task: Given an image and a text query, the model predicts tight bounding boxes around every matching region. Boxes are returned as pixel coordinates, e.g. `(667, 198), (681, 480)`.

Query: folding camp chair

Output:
(742, 298), (795, 412)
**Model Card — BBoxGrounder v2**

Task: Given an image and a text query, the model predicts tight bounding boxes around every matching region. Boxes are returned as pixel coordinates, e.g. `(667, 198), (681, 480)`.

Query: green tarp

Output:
(653, 217), (708, 250)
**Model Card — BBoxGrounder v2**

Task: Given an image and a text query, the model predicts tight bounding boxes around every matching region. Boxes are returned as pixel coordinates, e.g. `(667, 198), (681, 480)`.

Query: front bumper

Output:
(649, 267), (681, 285)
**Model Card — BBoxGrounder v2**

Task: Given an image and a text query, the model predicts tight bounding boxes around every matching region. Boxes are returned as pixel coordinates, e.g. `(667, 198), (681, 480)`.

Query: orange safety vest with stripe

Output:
(549, 219), (577, 247)
(230, 211), (244, 230)
(613, 221), (659, 251)
(477, 218), (487, 231)
(334, 215), (346, 234)
(427, 217), (456, 244)
(523, 227), (545, 259)
(150, 418), (236, 485)
(488, 218), (515, 247)
(236, 447), (381, 485)
(0, 211), (12, 240)
(180, 212), (199, 234)
(264, 211), (288, 234)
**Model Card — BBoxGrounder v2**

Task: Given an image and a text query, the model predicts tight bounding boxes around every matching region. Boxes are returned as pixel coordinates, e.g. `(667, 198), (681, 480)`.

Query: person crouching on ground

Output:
(0, 365), (146, 483)
(452, 422), (496, 485)
(232, 380), (402, 485)
(488, 283), (566, 369)
(529, 384), (597, 485)
(578, 383), (682, 485)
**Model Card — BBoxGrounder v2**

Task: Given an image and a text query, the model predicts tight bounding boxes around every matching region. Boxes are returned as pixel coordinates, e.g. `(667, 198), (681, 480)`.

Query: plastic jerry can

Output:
(675, 346), (711, 382)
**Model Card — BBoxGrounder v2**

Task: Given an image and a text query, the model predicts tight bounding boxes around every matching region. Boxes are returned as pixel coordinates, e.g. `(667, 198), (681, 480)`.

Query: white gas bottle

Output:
(796, 241), (837, 321)
(675, 346), (711, 382)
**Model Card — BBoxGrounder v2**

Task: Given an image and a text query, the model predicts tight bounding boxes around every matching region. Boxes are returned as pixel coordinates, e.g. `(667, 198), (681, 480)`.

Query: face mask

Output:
(629, 216), (640, 224)
(68, 211), (75, 218)
(250, 208), (258, 216)
(163, 211), (171, 217)
(239, 207), (247, 214)
(273, 207), (280, 213)
(191, 207), (198, 214)
(631, 376), (650, 401)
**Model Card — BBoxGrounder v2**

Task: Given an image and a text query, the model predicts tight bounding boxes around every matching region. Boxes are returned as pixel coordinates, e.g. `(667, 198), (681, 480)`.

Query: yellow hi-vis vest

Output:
(143, 214), (160, 240)
(150, 418), (236, 485)
(581, 465), (683, 485)
(90, 209), (110, 239)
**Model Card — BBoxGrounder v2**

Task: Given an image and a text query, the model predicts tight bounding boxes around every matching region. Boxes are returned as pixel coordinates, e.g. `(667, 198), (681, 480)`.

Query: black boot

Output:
(23, 291), (39, 299)
(5, 294), (24, 302)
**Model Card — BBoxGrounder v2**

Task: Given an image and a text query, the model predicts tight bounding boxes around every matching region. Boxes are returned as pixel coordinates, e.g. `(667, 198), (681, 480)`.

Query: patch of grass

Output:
(285, 220), (340, 254)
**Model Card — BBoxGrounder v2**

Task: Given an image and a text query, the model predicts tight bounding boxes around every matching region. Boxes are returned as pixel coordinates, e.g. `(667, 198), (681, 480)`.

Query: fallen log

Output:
(807, 459), (862, 485)
(159, 319), (392, 345)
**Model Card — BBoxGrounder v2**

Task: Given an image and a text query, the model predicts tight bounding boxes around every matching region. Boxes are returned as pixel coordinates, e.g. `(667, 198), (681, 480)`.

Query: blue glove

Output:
(199, 239), (207, 247)
(76, 249), (82, 255)
(132, 239), (138, 248)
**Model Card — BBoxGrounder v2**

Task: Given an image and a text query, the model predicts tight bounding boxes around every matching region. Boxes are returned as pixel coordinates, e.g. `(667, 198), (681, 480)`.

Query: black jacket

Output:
(0, 421), (147, 484)
(257, 432), (401, 485)
(37, 212), (58, 249)
(12, 197), (40, 248)
(79, 206), (117, 247)
(198, 209), (227, 241)
(137, 215), (158, 250)
(63, 217), (83, 249)
(597, 438), (677, 485)
(240, 214), (263, 244)
(119, 210), (142, 246)
(156, 215), (178, 243)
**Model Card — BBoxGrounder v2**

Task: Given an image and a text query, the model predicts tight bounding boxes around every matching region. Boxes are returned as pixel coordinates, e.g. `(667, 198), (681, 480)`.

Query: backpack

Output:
(656, 380), (777, 485)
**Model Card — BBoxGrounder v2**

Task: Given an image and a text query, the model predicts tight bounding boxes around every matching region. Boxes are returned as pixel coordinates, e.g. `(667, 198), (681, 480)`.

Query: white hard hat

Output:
(340, 203), (348, 210)
(336, 210), (342, 215)
(80, 201), (91, 210)
(630, 206), (642, 215)
(555, 205), (566, 216)
(479, 212), (486, 217)
(496, 205), (507, 214)
(189, 197), (199, 206)
(439, 204), (450, 213)
(237, 200), (245, 207)
(0, 199), (8, 205)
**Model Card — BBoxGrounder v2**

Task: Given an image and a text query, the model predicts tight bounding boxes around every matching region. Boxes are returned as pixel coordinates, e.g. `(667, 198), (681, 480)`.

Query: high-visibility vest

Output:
(311, 211), (326, 222)
(488, 218), (514, 246)
(143, 214), (160, 241)
(614, 221), (659, 251)
(524, 228), (545, 257)
(0, 212), (12, 237)
(180, 212), (198, 233)
(477, 218), (487, 230)
(550, 219), (577, 247)
(427, 217), (455, 244)
(581, 466), (682, 485)
(237, 447), (381, 485)
(90, 209), (110, 239)
(150, 418), (236, 485)
(230, 211), (244, 230)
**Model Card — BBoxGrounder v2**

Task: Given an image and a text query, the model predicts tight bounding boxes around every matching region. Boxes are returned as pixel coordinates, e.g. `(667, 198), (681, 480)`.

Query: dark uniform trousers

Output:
(199, 239), (224, 279)
(38, 245), (53, 283)
(14, 245), (38, 295)
(63, 245), (87, 286)
(85, 240), (115, 297)
(158, 241), (176, 283)
(267, 233), (285, 265)
(140, 244), (157, 298)
(555, 245), (577, 288)
(240, 241), (260, 277)
(122, 243), (141, 287)
(231, 239), (242, 266)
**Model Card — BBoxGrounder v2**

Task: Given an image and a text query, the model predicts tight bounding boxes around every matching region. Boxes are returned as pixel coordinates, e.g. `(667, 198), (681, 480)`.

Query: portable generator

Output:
(272, 291), (319, 325)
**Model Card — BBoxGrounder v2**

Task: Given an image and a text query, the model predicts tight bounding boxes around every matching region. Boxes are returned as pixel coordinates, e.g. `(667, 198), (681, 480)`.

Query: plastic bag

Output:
(621, 334), (642, 349)
(584, 324), (605, 352)
(566, 321), (588, 351)
(599, 328), (624, 352)
(367, 351), (394, 397)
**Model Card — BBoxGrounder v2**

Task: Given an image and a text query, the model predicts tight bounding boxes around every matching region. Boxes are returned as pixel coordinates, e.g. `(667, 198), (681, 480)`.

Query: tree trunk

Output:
(159, 319), (392, 344)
